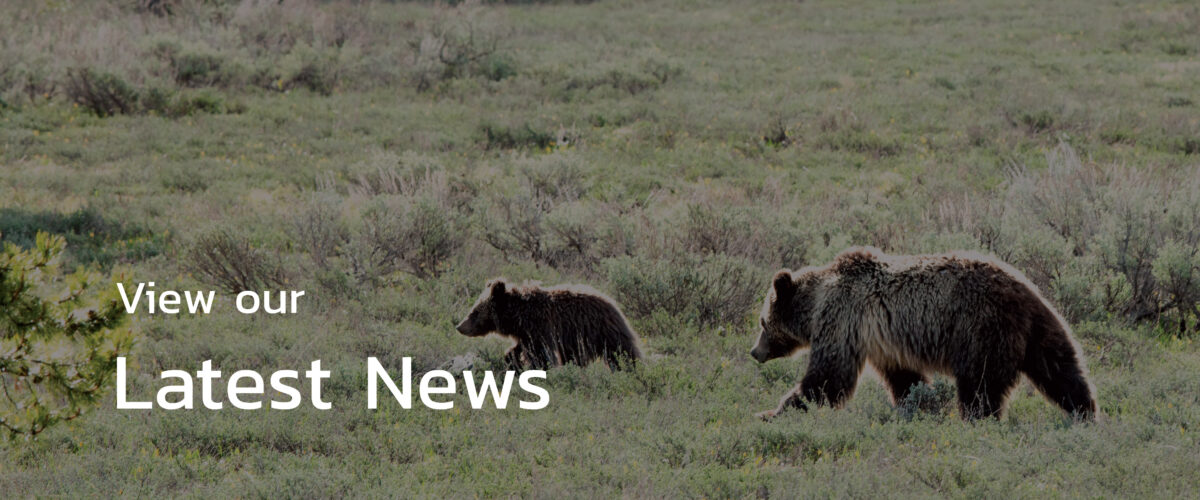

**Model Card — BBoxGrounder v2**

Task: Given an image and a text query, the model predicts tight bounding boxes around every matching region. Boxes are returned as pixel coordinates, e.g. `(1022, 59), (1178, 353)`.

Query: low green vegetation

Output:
(1, 0), (1198, 496)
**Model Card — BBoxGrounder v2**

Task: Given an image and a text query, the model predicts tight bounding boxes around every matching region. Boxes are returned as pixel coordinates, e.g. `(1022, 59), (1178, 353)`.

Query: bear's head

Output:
(455, 279), (508, 337)
(750, 269), (812, 363)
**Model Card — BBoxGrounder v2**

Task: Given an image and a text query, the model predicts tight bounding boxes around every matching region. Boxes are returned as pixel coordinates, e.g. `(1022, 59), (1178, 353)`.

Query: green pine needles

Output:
(0, 233), (134, 438)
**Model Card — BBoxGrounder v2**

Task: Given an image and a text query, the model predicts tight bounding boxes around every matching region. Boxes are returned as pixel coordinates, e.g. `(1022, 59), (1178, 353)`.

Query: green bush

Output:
(896, 380), (957, 420)
(0, 207), (163, 268)
(172, 50), (225, 87)
(279, 44), (340, 95)
(1152, 240), (1200, 333)
(65, 68), (138, 117)
(479, 122), (555, 150)
(140, 85), (175, 115)
(1169, 136), (1200, 155)
(1165, 96), (1193, 108)
(158, 162), (211, 193)
(136, 0), (181, 16)
(820, 129), (902, 157)
(481, 54), (518, 81)
(1019, 110), (1056, 133)
(171, 89), (225, 116)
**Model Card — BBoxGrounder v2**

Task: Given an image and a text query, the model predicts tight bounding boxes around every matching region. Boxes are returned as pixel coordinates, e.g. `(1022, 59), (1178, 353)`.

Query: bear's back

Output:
(507, 284), (634, 337)
(825, 247), (1051, 371)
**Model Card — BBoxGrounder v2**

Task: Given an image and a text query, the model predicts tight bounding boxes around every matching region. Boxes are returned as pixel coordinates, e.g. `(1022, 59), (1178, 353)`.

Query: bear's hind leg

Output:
(522, 342), (557, 370)
(954, 365), (1019, 420)
(1021, 332), (1097, 421)
(879, 366), (930, 406)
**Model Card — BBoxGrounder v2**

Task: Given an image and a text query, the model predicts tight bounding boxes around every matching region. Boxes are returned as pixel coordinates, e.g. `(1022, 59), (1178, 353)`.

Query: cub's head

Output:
(455, 279), (508, 337)
(750, 269), (813, 363)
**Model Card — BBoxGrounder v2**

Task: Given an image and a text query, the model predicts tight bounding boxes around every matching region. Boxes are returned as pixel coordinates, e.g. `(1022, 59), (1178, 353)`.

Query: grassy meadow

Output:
(1, 0), (1200, 497)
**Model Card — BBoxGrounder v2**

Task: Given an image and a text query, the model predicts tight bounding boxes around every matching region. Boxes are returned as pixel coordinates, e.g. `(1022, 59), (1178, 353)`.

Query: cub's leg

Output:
(1021, 324), (1097, 420)
(878, 366), (930, 406)
(758, 346), (864, 420)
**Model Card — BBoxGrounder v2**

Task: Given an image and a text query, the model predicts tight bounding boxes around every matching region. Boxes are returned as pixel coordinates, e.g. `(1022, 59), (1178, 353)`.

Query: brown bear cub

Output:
(751, 247), (1097, 421)
(456, 279), (642, 369)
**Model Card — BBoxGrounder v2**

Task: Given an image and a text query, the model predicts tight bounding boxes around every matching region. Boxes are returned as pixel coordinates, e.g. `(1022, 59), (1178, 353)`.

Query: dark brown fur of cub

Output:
(751, 246), (1097, 421)
(457, 279), (642, 369)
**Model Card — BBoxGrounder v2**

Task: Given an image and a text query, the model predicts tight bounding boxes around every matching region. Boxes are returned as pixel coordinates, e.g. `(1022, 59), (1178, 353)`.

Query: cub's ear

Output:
(772, 270), (794, 298)
(489, 279), (507, 296)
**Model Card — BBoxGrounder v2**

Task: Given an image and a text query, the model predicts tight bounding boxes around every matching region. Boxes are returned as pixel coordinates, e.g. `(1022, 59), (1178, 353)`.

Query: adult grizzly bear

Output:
(750, 247), (1097, 421)
(456, 279), (642, 369)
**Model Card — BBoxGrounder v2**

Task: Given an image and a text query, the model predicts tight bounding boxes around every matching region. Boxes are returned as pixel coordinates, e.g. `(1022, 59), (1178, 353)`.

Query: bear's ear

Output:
(489, 279), (507, 297)
(772, 270), (794, 298)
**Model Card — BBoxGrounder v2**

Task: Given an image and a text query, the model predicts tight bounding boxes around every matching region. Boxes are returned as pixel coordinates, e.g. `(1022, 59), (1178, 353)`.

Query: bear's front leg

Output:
(759, 345), (864, 421)
(756, 388), (809, 420)
(503, 344), (525, 369)
(521, 342), (556, 370)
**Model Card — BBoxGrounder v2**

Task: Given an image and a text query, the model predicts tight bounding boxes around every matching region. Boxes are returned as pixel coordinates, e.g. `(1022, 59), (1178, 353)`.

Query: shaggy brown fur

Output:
(751, 246), (1097, 421)
(456, 279), (642, 369)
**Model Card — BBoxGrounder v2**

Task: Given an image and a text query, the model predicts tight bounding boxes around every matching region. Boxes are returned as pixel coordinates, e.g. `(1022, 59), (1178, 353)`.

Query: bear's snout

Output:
(455, 320), (470, 335)
(750, 347), (768, 363)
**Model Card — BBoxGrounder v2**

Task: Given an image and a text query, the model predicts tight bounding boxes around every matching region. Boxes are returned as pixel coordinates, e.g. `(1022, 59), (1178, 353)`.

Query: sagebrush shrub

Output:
(482, 153), (618, 272)
(562, 57), (681, 96)
(302, 158), (475, 285)
(345, 152), (476, 211)
(172, 89), (226, 115)
(137, 0), (178, 17)
(481, 190), (552, 264)
(291, 194), (348, 270)
(545, 201), (636, 274)
(1004, 143), (1102, 253)
(950, 142), (1200, 331)
(679, 203), (809, 268)
(1152, 240), (1200, 332)
(185, 227), (288, 294)
(410, 2), (509, 92)
(604, 253), (761, 328)
(1092, 169), (1165, 323)
(344, 194), (467, 282)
